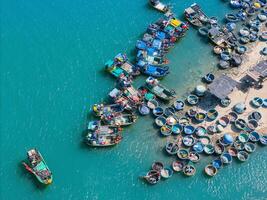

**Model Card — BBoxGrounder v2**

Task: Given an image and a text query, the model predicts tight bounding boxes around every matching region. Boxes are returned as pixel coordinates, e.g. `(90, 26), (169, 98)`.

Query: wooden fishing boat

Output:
(189, 152), (200, 163)
(203, 73), (215, 83)
(166, 116), (177, 126)
(227, 147), (238, 157)
(153, 107), (164, 117)
(85, 132), (122, 147)
(235, 118), (247, 130)
(247, 119), (258, 131)
(221, 153), (232, 164)
(165, 141), (179, 155)
(251, 97), (263, 108)
(237, 151), (249, 162)
(217, 116), (230, 128)
(193, 142), (204, 153)
(187, 107), (198, 118)
(184, 125), (195, 135)
(249, 131), (260, 142)
(198, 27), (209, 36)
(92, 104), (124, 117)
(199, 136), (211, 146)
(205, 165), (218, 177)
(225, 13), (239, 22)
(212, 159), (222, 169)
(147, 99), (159, 110)
(227, 111), (238, 123)
(155, 116), (167, 127)
(187, 94), (199, 105)
(207, 109), (218, 121)
(236, 45), (247, 54)
(183, 165), (196, 176)
(173, 99), (185, 111)
(146, 77), (176, 101)
(178, 117), (190, 126)
(103, 114), (137, 127)
(204, 144), (215, 155)
(195, 126), (207, 137)
(164, 107), (175, 117)
(172, 123), (183, 135)
(160, 167), (173, 178)
(194, 112), (207, 123)
(184, 3), (209, 27)
(219, 60), (230, 69)
(22, 149), (53, 185)
(259, 135), (267, 146)
(182, 135), (195, 147)
(172, 161), (185, 172)
(149, 0), (170, 13)
(143, 170), (161, 185)
(263, 98), (267, 107)
(177, 149), (189, 160)
(244, 142), (256, 153)
(161, 125), (172, 136)
(152, 161), (164, 171)
(234, 140), (245, 151)
(138, 104), (150, 115)
(249, 111), (262, 122)
(238, 132), (249, 143)
(214, 143), (225, 155)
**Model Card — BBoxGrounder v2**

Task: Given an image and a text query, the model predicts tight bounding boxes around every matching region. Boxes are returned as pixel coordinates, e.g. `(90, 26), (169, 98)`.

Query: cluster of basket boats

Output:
(185, 1), (267, 69)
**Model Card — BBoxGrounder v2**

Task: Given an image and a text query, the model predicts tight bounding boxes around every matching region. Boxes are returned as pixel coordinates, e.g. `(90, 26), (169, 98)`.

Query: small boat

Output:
(198, 27), (209, 36)
(244, 142), (256, 153)
(87, 121), (99, 131)
(152, 161), (164, 172)
(221, 153), (232, 164)
(22, 149), (53, 185)
(237, 151), (249, 162)
(248, 111), (262, 122)
(258, 13), (267, 21)
(146, 77), (176, 101)
(193, 142), (204, 153)
(219, 60), (230, 69)
(164, 107), (175, 117)
(249, 131), (261, 142)
(92, 104), (124, 117)
(147, 99), (159, 110)
(249, 34), (258, 42)
(184, 3), (209, 27)
(195, 85), (206, 97)
(214, 46), (224, 55)
(153, 107), (164, 117)
(220, 51), (232, 61)
(261, 47), (267, 55)
(149, 0), (169, 13)
(212, 159), (223, 169)
(247, 119), (258, 131)
(239, 27), (250, 37)
(203, 73), (215, 83)
(240, 36), (250, 44)
(172, 123), (183, 135)
(173, 99), (185, 111)
(189, 152), (200, 163)
(234, 102), (246, 114)
(260, 31), (267, 41)
(160, 167), (173, 178)
(178, 117), (190, 126)
(214, 143), (225, 155)
(226, 22), (236, 31)
(183, 165), (196, 176)
(227, 112), (238, 123)
(165, 141), (179, 155)
(85, 132), (123, 147)
(204, 144), (215, 155)
(143, 170), (161, 185)
(138, 104), (150, 115)
(103, 114), (137, 127)
(205, 165), (218, 177)
(231, 54), (242, 67)
(182, 135), (195, 147)
(142, 65), (169, 78)
(234, 140), (245, 151)
(172, 161), (185, 172)
(230, 0), (242, 8)
(228, 147), (238, 157)
(177, 149), (189, 160)
(187, 94), (199, 105)
(155, 116), (167, 127)
(263, 98), (267, 107)
(187, 107), (198, 118)
(251, 97), (263, 108)
(238, 132), (249, 143)
(160, 125), (172, 136)
(195, 112), (207, 123)
(259, 135), (267, 145)
(207, 109), (218, 121)
(195, 126), (207, 137)
(207, 125), (217, 134)
(236, 45), (247, 54)
(225, 13), (239, 22)
(184, 125), (195, 135)
(217, 116), (230, 128)
(235, 118), (247, 130)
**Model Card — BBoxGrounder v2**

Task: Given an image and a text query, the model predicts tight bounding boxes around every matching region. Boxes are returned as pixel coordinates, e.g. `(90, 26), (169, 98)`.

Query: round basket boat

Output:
(227, 111), (238, 123)
(214, 143), (225, 155)
(260, 31), (267, 41)
(183, 165), (196, 177)
(221, 153), (232, 164)
(205, 165), (218, 177)
(195, 126), (207, 137)
(172, 161), (185, 172)
(237, 151), (249, 162)
(193, 142), (204, 153)
(138, 104), (150, 115)
(225, 13), (239, 22)
(239, 27), (250, 37)
(248, 111), (262, 122)
(221, 97), (231, 107)
(244, 142), (256, 153)
(234, 140), (245, 151)
(212, 159), (223, 169)
(220, 51), (232, 61)
(165, 141), (179, 155)
(164, 107), (175, 117)
(182, 135), (195, 147)
(234, 102), (246, 114)
(231, 54), (242, 67)
(178, 117), (190, 126)
(172, 123), (183, 135)
(251, 97), (263, 108)
(177, 149), (189, 160)
(261, 47), (267, 55)
(147, 99), (159, 110)
(184, 125), (195, 135)
(199, 136), (211, 145)
(238, 132), (249, 143)
(166, 116), (177, 126)
(219, 60), (230, 69)
(204, 144), (215, 155)
(235, 118), (247, 130)
(189, 152), (200, 163)
(263, 98), (267, 107)
(249, 34), (258, 42)
(247, 119), (258, 131)
(228, 147), (238, 157)
(195, 85), (206, 97)
(143, 170), (161, 185)
(207, 109), (218, 121)
(203, 73), (215, 83)
(249, 131), (260, 142)
(160, 167), (173, 179)
(207, 125), (217, 134)
(240, 36), (250, 44)
(259, 135), (267, 146)
(160, 125), (172, 136)
(187, 107), (198, 118)
(152, 161), (164, 171)
(258, 13), (267, 22)
(236, 45), (247, 54)
(194, 112), (207, 123)
(226, 22), (236, 31)
(155, 116), (167, 127)
(198, 27), (209, 36)
(153, 107), (164, 117)
(187, 95), (199, 105)
(173, 99), (185, 111)
(217, 116), (230, 128)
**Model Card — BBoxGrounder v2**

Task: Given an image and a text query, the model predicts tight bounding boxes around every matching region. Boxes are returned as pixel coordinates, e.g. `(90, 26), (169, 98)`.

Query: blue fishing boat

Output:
(195, 126), (207, 137)
(251, 97), (263, 108)
(177, 149), (189, 160)
(244, 142), (256, 153)
(203, 73), (215, 83)
(221, 153), (232, 164)
(212, 159), (222, 169)
(237, 151), (249, 162)
(226, 22), (236, 31)
(236, 45), (247, 54)
(182, 135), (195, 147)
(153, 107), (164, 117)
(103, 114), (138, 127)
(165, 141), (179, 155)
(138, 104), (150, 115)
(160, 125), (172, 136)
(172, 123), (183, 135)
(173, 99), (185, 111)
(204, 144), (215, 155)
(149, 0), (170, 13)
(92, 103), (124, 117)
(142, 65), (169, 78)
(230, 0), (242, 8)
(205, 165), (218, 177)
(85, 131), (122, 147)
(160, 167), (173, 179)
(249, 131), (261, 142)
(155, 116), (167, 127)
(184, 125), (195, 135)
(193, 142), (204, 153)
(225, 13), (239, 22)
(187, 94), (199, 105)
(220, 51), (232, 61)
(234, 102), (246, 114)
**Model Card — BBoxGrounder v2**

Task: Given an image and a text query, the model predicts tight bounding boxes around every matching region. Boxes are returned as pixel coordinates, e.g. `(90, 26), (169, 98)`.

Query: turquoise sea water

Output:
(1, 0), (267, 199)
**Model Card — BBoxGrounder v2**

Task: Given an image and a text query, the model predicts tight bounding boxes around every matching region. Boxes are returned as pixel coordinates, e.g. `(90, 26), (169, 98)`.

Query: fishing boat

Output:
(145, 77), (176, 101)
(189, 152), (200, 163)
(102, 114), (137, 127)
(143, 170), (161, 185)
(226, 22), (236, 31)
(259, 135), (267, 145)
(160, 125), (172, 136)
(187, 107), (198, 118)
(138, 104), (150, 115)
(173, 99), (185, 111)
(22, 149), (53, 185)
(214, 143), (225, 155)
(238, 132), (249, 143)
(160, 167), (173, 179)
(225, 13), (239, 22)
(207, 125), (217, 134)
(183, 165), (196, 176)
(230, 0), (242, 8)
(239, 27), (250, 37)
(203, 73), (215, 83)
(204, 144), (215, 155)
(87, 120), (100, 131)
(195, 85), (206, 97)
(249, 131), (261, 142)
(212, 159), (223, 169)
(207, 109), (218, 121)
(237, 151), (249, 162)
(153, 107), (164, 117)
(172, 161), (185, 172)
(85, 132), (122, 147)
(165, 141), (179, 155)
(147, 99), (159, 110)
(220, 51), (232, 61)
(198, 27), (209, 36)
(236, 45), (247, 54)
(217, 116), (230, 128)
(178, 117), (190, 126)
(155, 116), (167, 127)
(263, 98), (267, 107)
(251, 97), (263, 108)
(234, 140), (245, 151)
(183, 135), (195, 147)
(244, 142), (256, 153)
(228, 147), (238, 157)
(227, 111), (238, 123)
(193, 142), (204, 153)
(231, 54), (242, 67)
(187, 94), (199, 105)
(234, 118), (247, 130)
(205, 165), (218, 177)
(92, 104), (124, 117)
(240, 36), (250, 44)
(195, 126), (207, 137)
(152, 161), (164, 171)
(214, 46), (223, 55)
(172, 123), (183, 135)
(260, 31), (267, 41)
(199, 136), (211, 146)
(219, 60), (230, 69)
(221, 153), (232, 164)
(142, 64), (169, 78)
(184, 125), (195, 135)
(234, 102), (246, 114)
(194, 112), (207, 123)
(248, 111), (262, 122)
(261, 47), (267, 55)
(149, 0), (170, 13)
(164, 107), (175, 117)
(247, 119), (258, 131)
(166, 116), (177, 126)
(184, 3), (209, 27)
(177, 149), (189, 160)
